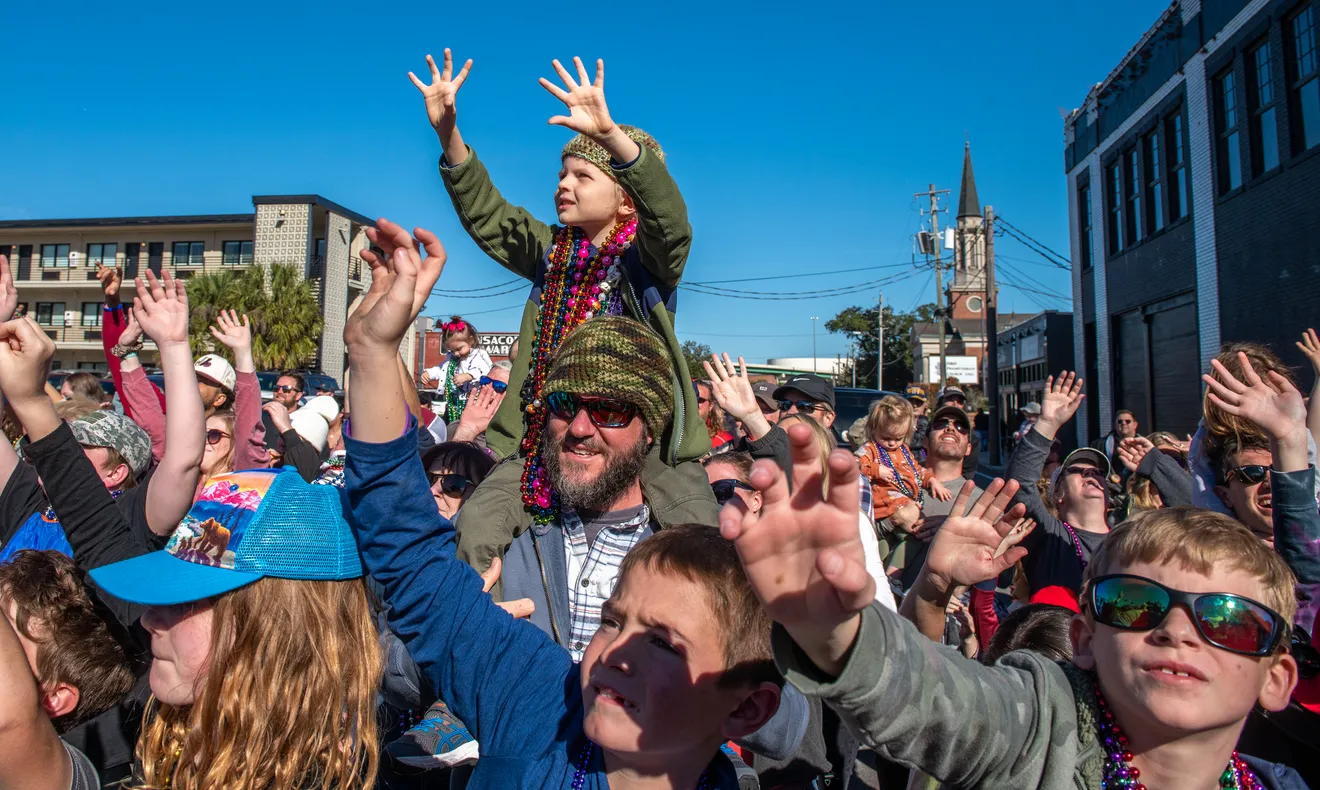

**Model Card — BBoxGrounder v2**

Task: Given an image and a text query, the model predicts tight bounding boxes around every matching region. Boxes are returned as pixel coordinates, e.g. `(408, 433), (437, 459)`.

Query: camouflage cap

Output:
(69, 410), (151, 476)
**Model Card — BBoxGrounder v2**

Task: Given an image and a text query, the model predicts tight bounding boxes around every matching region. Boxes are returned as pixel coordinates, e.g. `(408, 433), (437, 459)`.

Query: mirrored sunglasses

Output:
(545, 392), (639, 428)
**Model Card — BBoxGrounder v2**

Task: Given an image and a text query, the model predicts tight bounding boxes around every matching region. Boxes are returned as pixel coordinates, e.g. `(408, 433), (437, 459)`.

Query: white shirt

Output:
(424, 348), (494, 393)
(859, 511), (898, 612)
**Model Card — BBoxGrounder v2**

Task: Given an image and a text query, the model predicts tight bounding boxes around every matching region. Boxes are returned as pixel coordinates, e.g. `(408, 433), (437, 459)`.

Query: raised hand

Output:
(95, 262), (123, 306)
(722, 422), (875, 674)
(346, 219), (447, 356)
(451, 382), (504, 443)
(1202, 351), (1307, 443)
(132, 270), (190, 349)
(208, 309), (251, 351)
(1297, 328), (1320, 376)
(1038, 371), (1085, 432)
(702, 353), (771, 438)
(921, 479), (1033, 592)
(263, 401), (293, 433)
(1117, 436), (1155, 472)
(409, 49), (471, 134)
(539, 57), (617, 140)
(0, 255), (16, 324)
(0, 317), (56, 404)
(119, 310), (144, 347)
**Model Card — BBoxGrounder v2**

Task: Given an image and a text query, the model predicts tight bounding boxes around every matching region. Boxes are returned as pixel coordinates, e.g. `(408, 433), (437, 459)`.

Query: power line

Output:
(679, 270), (923, 301)
(432, 277), (522, 294)
(996, 259), (1070, 300)
(682, 272), (911, 297)
(429, 282), (528, 299)
(687, 261), (913, 286)
(994, 216), (1071, 268)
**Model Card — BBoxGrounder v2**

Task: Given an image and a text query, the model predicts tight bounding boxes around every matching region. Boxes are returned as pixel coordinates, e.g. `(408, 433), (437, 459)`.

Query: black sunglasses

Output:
(1064, 464), (1106, 481)
(205, 429), (232, 446)
(478, 376), (508, 393)
(711, 478), (756, 506)
(546, 392), (639, 428)
(1086, 574), (1289, 657)
(1228, 465), (1270, 485)
(275, 385), (300, 394)
(428, 472), (474, 497)
(778, 399), (827, 414)
(931, 417), (969, 435)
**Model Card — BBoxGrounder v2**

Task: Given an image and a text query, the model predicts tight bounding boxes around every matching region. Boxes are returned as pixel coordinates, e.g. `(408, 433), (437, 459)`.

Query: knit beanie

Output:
(561, 125), (664, 179)
(541, 316), (673, 439)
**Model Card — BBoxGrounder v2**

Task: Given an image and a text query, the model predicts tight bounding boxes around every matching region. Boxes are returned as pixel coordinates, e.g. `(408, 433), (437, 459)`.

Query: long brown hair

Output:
(202, 409), (236, 482)
(134, 577), (381, 790)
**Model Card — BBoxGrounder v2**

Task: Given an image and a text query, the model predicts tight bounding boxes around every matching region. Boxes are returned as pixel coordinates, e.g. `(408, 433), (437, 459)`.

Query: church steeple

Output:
(957, 142), (981, 219)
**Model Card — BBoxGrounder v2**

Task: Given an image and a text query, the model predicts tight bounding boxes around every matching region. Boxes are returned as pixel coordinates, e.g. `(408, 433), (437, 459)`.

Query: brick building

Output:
(0, 195), (406, 381)
(1064, 0), (1320, 442)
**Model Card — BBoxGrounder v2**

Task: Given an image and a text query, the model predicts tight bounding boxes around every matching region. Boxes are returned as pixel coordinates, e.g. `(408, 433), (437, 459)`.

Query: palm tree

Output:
(185, 263), (322, 370)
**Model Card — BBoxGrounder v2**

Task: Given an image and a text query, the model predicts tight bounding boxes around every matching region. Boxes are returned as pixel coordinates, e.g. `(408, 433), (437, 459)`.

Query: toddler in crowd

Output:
(421, 316), (492, 423)
(858, 395), (952, 531)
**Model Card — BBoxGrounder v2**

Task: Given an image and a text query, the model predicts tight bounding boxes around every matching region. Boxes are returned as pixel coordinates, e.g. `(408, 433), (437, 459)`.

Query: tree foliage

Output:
(186, 263), (324, 370)
(825, 303), (936, 391)
(680, 340), (713, 377)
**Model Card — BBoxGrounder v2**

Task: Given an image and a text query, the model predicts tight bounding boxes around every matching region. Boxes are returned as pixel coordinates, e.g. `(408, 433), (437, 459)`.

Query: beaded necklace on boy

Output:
(876, 444), (924, 506)
(1092, 686), (1261, 789)
(572, 741), (709, 789)
(519, 219), (639, 524)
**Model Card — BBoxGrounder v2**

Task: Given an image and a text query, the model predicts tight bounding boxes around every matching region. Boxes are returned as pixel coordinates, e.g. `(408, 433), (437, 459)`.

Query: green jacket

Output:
(439, 145), (709, 465)
(456, 450), (719, 601)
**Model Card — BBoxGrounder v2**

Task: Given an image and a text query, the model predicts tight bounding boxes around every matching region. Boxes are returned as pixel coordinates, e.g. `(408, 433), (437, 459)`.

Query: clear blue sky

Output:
(2, 0), (1165, 363)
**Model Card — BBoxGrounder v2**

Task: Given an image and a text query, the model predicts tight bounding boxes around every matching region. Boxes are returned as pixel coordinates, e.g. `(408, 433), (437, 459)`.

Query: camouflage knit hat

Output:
(561, 125), (664, 178)
(542, 316), (673, 439)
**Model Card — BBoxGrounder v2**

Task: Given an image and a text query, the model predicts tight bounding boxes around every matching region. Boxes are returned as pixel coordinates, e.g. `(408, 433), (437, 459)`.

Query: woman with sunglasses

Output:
(200, 410), (236, 483)
(422, 441), (495, 520)
(702, 451), (761, 514)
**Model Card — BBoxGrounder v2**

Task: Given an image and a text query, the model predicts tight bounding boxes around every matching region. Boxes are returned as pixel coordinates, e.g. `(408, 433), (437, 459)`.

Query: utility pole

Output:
(916, 184), (951, 386)
(877, 290), (884, 392)
(986, 206), (1002, 465)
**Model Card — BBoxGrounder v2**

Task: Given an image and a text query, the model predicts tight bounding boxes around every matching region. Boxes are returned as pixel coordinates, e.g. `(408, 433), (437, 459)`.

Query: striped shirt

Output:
(562, 504), (652, 662)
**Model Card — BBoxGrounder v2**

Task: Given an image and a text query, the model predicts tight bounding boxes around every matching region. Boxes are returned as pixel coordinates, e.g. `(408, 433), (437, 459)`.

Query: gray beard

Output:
(543, 430), (650, 512)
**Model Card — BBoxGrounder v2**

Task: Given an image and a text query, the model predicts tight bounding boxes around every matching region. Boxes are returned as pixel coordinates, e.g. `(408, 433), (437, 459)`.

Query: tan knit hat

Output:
(561, 125), (664, 178)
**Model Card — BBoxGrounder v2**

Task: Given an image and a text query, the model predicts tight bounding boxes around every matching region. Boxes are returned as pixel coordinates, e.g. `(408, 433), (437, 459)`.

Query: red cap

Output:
(1030, 585), (1081, 613)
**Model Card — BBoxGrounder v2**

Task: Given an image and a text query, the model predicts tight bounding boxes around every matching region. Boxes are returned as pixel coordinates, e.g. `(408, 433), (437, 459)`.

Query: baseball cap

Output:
(937, 385), (966, 404)
(1048, 447), (1113, 500)
(750, 380), (777, 410)
(89, 469), (363, 606)
(773, 374), (835, 410)
(928, 404), (971, 432)
(69, 411), (151, 476)
(904, 384), (927, 402)
(1020, 402), (1042, 416)
(194, 354), (237, 392)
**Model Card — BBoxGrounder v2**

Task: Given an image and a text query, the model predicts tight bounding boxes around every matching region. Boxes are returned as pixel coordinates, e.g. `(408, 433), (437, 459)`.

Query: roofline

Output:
(252, 195), (375, 227)
(0, 214), (254, 230)
(1065, 0), (1181, 127)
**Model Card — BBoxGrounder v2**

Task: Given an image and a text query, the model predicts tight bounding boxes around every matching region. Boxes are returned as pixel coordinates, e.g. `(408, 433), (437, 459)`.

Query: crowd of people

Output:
(1, 48), (1317, 790)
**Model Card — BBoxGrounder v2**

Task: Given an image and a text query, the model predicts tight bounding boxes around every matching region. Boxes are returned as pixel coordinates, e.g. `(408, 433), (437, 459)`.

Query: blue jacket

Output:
(344, 430), (741, 788)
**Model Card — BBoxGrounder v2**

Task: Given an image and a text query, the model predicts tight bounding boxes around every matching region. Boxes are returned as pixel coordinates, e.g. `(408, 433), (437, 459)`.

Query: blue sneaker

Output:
(386, 701), (479, 769)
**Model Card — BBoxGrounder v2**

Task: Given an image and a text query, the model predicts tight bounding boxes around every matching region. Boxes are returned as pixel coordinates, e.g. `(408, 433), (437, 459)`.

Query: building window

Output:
(1248, 41), (1281, 175)
(86, 243), (117, 268)
(1215, 68), (1243, 194)
(1166, 112), (1189, 220)
(82, 302), (103, 327)
(1125, 147), (1142, 242)
(1288, 4), (1320, 154)
(172, 242), (205, 267)
(1078, 183), (1092, 270)
(1144, 131), (1164, 233)
(35, 302), (66, 326)
(222, 241), (254, 266)
(1107, 162), (1124, 255)
(40, 244), (70, 268)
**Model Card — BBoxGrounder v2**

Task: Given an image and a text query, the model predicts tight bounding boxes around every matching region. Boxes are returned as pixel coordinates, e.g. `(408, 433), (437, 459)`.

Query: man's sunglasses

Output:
(778, 399), (828, 414)
(205, 429), (231, 446)
(545, 392), (639, 428)
(711, 478), (756, 506)
(1228, 465), (1270, 485)
(428, 472), (474, 497)
(275, 385), (300, 394)
(478, 376), (507, 394)
(1086, 574), (1289, 657)
(931, 417), (969, 435)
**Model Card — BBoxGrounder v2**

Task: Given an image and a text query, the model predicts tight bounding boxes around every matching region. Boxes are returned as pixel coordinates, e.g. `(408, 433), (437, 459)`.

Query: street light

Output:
(810, 316), (819, 374)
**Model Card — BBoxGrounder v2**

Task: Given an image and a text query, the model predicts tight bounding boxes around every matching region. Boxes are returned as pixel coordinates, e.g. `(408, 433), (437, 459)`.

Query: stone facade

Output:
(253, 204), (311, 269)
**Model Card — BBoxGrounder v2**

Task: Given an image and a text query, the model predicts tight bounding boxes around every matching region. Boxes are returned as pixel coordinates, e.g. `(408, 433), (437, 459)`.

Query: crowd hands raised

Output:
(0, 47), (1317, 790)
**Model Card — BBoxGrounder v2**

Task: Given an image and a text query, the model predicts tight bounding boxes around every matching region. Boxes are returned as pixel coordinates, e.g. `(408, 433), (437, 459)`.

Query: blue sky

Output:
(2, 0), (1165, 362)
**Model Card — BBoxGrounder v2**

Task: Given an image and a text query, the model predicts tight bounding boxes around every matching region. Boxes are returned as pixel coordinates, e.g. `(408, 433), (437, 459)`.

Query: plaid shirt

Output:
(562, 504), (652, 662)
(858, 473), (873, 524)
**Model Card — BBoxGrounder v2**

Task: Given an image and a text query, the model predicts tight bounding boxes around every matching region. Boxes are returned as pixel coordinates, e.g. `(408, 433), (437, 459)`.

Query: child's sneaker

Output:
(385, 700), (479, 769)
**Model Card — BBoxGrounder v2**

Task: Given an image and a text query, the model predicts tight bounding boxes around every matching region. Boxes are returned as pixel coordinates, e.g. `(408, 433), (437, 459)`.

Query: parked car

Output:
(48, 370), (116, 401)
(256, 371), (342, 404)
(831, 387), (903, 447)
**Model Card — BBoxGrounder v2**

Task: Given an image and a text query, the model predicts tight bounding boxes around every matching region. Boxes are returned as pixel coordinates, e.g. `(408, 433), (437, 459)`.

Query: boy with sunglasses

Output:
(722, 424), (1306, 789)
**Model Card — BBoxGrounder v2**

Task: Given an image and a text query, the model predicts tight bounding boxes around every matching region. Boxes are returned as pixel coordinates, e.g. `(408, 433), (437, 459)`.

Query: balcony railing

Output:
(16, 254), (359, 286)
(34, 323), (107, 344)
(349, 256), (362, 281)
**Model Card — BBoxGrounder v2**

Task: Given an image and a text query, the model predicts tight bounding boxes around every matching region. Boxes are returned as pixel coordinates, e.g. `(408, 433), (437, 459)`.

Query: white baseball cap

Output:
(194, 354), (237, 391)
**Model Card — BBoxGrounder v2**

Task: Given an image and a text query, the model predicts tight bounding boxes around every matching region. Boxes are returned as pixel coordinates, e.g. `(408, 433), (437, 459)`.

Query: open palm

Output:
(923, 479), (1033, 590)
(723, 423), (875, 631)
(133, 270), (189, 348)
(539, 57), (616, 138)
(409, 49), (471, 132)
(345, 219), (447, 353)
(1039, 371), (1085, 428)
(209, 309), (251, 351)
(1203, 352), (1307, 440)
